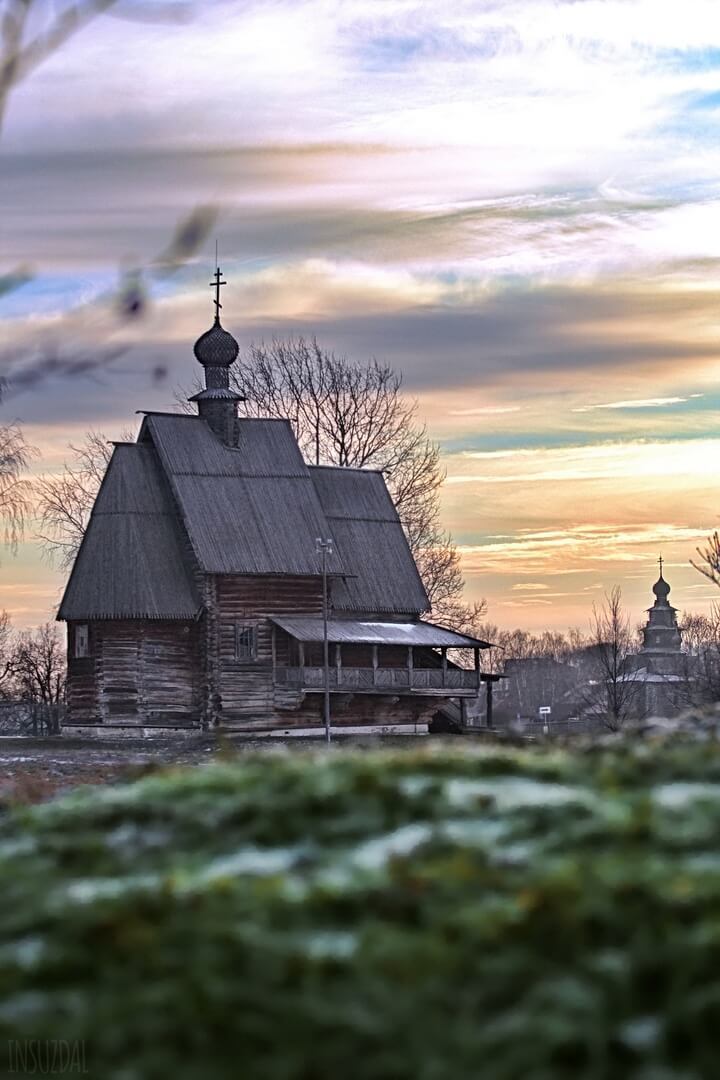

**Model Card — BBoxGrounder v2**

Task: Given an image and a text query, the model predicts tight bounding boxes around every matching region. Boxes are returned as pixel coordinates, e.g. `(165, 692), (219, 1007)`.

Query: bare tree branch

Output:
(9, 621), (65, 730)
(232, 337), (482, 622)
(692, 531), (720, 589)
(0, 420), (36, 551)
(586, 586), (644, 730)
(677, 604), (720, 706)
(0, 1), (191, 133)
(34, 428), (116, 568)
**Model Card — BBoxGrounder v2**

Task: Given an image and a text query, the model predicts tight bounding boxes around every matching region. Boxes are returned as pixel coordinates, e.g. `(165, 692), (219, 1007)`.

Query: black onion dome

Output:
(653, 574), (671, 600)
(193, 318), (239, 368)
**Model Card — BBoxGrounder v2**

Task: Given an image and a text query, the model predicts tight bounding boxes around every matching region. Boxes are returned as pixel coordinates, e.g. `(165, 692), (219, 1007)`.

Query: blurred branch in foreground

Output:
(0, 1), (191, 133)
(1, 203), (218, 398)
(0, 3), (211, 399)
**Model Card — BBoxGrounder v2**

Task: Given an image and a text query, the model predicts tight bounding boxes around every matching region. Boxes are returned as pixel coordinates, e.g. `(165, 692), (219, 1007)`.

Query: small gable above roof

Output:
(310, 465), (429, 616)
(58, 444), (200, 621)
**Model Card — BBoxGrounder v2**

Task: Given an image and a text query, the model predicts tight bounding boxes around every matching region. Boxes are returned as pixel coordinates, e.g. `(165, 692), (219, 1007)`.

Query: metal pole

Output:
(316, 537), (333, 743)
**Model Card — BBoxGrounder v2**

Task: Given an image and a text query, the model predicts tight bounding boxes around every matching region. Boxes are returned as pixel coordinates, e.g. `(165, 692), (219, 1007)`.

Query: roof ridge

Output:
(309, 463), (384, 474)
(237, 416), (292, 424)
(138, 410), (200, 418)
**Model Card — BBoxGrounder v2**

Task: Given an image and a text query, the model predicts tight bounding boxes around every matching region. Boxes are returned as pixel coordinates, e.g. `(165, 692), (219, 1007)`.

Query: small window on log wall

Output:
(74, 624), (89, 658)
(235, 623), (258, 661)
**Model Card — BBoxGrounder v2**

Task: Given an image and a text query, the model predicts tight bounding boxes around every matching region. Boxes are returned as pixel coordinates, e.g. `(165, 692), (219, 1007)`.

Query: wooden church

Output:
(58, 273), (492, 733)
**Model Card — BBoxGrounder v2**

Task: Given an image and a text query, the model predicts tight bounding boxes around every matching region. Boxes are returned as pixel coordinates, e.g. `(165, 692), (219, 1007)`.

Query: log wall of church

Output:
(65, 620), (202, 726)
(65, 623), (98, 724)
(219, 693), (439, 731)
(213, 575), (323, 720)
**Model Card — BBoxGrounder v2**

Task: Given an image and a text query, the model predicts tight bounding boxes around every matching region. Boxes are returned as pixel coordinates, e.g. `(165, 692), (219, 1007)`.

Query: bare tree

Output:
(35, 429), (116, 568)
(235, 339), (441, 513)
(0, 420), (35, 551)
(0, 608), (15, 695)
(233, 337), (483, 624)
(10, 622), (65, 733)
(473, 624), (591, 717)
(586, 587), (644, 731)
(678, 606), (720, 706)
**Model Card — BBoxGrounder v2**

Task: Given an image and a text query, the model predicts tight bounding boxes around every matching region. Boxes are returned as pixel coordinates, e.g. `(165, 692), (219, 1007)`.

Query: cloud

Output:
(572, 396), (698, 412)
(5, 0), (720, 194)
(448, 438), (720, 485)
(459, 523), (710, 575)
(449, 406), (522, 416)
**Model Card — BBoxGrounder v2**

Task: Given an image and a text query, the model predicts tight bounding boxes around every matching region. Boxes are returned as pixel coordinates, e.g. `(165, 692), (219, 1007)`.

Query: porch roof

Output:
(270, 616), (491, 649)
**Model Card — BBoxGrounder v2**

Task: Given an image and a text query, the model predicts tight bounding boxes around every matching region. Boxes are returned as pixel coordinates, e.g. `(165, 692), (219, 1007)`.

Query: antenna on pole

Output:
(316, 537), (334, 744)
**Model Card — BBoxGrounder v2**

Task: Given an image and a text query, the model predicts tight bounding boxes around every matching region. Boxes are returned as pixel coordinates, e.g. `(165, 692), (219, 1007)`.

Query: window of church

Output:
(235, 623), (258, 662)
(74, 624), (89, 658)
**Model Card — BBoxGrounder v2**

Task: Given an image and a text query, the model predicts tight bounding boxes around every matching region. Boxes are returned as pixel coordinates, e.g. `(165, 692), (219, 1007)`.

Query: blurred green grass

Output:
(2, 740), (720, 1078)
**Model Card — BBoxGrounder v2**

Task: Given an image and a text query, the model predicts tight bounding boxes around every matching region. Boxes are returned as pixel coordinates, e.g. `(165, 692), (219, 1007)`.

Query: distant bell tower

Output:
(189, 266), (244, 445)
(640, 557), (682, 656)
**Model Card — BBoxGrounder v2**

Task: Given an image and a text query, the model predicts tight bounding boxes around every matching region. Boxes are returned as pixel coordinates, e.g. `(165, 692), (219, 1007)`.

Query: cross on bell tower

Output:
(658, 554), (664, 577)
(210, 267), (226, 325)
(189, 262), (243, 445)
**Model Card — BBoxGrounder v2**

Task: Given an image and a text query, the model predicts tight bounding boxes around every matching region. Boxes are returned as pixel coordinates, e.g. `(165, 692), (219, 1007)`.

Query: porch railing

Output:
(275, 666), (481, 693)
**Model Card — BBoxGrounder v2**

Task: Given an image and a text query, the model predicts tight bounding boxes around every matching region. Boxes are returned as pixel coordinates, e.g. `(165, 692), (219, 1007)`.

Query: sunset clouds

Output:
(2, 0), (720, 629)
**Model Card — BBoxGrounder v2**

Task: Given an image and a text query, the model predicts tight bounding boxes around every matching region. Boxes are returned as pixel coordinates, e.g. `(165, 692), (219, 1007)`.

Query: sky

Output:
(2, 0), (720, 631)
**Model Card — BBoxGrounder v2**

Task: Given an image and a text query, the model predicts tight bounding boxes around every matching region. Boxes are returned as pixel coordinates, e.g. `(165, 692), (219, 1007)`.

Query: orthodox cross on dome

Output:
(210, 266), (226, 323)
(658, 554), (664, 576)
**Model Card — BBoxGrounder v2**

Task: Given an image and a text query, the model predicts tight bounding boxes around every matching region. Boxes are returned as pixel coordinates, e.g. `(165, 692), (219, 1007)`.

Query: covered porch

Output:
(270, 616), (495, 700)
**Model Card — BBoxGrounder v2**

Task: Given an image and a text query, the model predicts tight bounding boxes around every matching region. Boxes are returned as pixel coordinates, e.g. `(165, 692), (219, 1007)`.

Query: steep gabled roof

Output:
(59, 414), (432, 622)
(58, 443), (200, 621)
(309, 465), (429, 616)
(140, 414), (344, 577)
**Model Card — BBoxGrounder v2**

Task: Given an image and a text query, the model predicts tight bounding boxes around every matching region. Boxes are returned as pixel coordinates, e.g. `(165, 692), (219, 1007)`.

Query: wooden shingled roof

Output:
(310, 465), (429, 616)
(58, 444), (201, 621)
(58, 414), (431, 621)
(142, 414), (345, 578)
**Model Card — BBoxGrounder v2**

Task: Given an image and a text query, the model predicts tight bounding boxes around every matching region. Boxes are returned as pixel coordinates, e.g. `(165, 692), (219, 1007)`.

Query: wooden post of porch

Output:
(408, 645), (414, 690)
(486, 678), (494, 729)
(298, 640), (305, 673)
(372, 644), (379, 686)
(474, 647), (480, 691)
(335, 643), (342, 689)
(441, 647), (447, 688)
(271, 623), (277, 682)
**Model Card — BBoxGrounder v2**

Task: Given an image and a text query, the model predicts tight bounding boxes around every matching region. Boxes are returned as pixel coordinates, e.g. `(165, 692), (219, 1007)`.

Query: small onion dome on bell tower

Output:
(653, 574), (671, 602)
(189, 266), (245, 445)
(641, 555), (682, 655)
(193, 318), (239, 369)
(652, 555), (671, 604)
